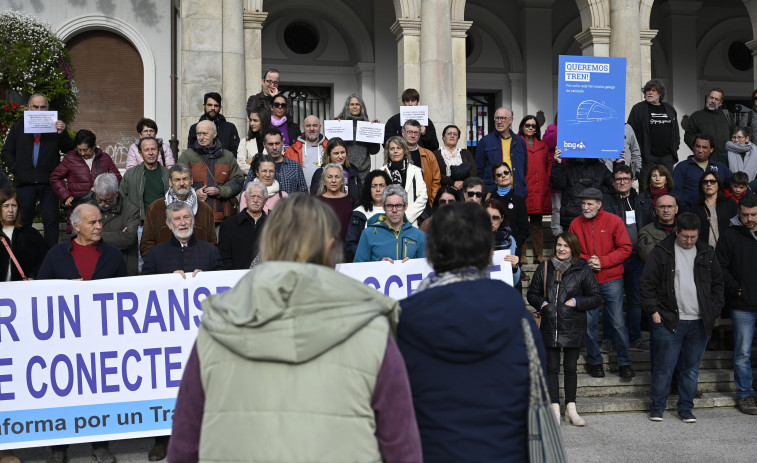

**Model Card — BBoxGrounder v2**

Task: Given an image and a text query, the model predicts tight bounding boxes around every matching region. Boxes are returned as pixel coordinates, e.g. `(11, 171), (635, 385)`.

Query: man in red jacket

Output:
(569, 188), (634, 378)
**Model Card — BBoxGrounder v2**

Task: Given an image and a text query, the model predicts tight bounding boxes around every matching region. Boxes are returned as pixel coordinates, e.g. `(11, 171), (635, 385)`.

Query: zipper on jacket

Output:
(394, 228), (400, 260)
(554, 280), (561, 344)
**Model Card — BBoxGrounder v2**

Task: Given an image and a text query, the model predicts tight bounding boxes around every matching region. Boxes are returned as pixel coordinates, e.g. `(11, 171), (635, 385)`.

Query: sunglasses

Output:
(438, 198), (456, 205)
(495, 171), (511, 177)
(466, 191), (483, 198)
(272, 102), (287, 108)
(702, 179), (718, 185)
(524, 123), (537, 129)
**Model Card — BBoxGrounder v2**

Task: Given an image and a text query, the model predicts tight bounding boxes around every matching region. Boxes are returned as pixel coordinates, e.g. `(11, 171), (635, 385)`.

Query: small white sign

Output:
(324, 120), (354, 141)
(23, 111), (58, 133)
(399, 105), (429, 126)
(355, 121), (385, 144)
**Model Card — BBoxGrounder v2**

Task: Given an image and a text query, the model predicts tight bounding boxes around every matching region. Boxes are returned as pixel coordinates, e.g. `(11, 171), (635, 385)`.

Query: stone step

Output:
(575, 347), (755, 372)
(563, 368), (752, 398)
(573, 392), (738, 414)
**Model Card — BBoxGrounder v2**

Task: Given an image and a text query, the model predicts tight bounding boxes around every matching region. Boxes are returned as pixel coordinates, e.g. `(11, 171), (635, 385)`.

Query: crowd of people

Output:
(1, 72), (757, 462)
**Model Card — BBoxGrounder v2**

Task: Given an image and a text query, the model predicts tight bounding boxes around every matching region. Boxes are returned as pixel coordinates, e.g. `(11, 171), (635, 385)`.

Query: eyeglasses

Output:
(494, 116), (511, 122)
(265, 79), (280, 86)
(614, 177), (632, 183)
(272, 102), (287, 108)
(466, 191), (483, 198)
(495, 171), (511, 177)
(404, 130), (420, 136)
(489, 214), (502, 221)
(524, 123), (537, 129)
(384, 203), (406, 210)
(702, 179), (718, 185)
(76, 147), (93, 154)
(732, 135), (746, 141)
(438, 199), (455, 205)
(444, 132), (459, 137)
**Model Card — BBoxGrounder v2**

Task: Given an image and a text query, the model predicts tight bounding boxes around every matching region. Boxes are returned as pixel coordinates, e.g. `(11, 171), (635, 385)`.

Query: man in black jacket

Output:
(627, 80), (680, 191)
(246, 68), (280, 114)
(141, 201), (222, 277)
(641, 212), (724, 423)
(603, 165), (648, 351)
(218, 180), (267, 269)
(187, 92), (240, 153)
(715, 194), (757, 415)
(683, 88), (731, 163)
(0, 93), (75, 248)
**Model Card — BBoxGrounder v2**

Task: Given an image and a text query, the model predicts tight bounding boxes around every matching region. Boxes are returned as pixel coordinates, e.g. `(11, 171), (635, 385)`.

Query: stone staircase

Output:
(518, 219), (750, 415)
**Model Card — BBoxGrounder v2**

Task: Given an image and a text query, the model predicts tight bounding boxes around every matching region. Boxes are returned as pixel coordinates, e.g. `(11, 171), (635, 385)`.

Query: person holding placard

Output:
(336, 94), (381, 180)
(1, 93), (74, 248)
(384, 88), (439, 151)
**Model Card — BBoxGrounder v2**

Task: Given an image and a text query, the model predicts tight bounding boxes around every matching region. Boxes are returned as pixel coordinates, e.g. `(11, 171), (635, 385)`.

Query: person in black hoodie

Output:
(550, 154), (613, 231)
(187, 92), (240, 153)
(528, 231), (602, 427)
(715, 194), (757, 415)
(398, 202), (545, 463)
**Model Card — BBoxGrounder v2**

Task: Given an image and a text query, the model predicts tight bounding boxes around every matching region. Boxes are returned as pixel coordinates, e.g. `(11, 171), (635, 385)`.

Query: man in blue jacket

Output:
(671, 133), (732, 211)
(354, 185), (426, 262)
(474, 106), (528, 197)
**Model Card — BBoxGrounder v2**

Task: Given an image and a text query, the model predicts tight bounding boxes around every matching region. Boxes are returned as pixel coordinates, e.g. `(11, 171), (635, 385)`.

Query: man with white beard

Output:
(568, 188), (634, 379)
(141, 201), (222, 277)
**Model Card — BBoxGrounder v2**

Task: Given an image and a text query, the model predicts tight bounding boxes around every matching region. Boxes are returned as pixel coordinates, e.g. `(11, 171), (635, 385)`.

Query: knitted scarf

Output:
(649, 185), (668, 207)
(550, 256), (572, 282)
(388, 159), (408, 186)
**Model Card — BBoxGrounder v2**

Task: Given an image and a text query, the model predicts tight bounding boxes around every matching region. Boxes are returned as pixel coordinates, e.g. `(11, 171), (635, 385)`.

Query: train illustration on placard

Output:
(575, 100), (616, 122)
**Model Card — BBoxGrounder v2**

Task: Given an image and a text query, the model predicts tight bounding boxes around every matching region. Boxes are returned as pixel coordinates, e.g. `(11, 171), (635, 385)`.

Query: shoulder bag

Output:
(0, 235), (27, 281)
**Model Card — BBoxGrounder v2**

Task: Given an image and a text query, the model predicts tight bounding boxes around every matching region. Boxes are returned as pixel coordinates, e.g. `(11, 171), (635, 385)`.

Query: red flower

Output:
(3, 105), (8, 111)
(11, 103), (17, 109)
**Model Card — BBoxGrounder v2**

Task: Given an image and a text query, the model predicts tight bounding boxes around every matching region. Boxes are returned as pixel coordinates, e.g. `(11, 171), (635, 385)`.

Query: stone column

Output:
(508, 73), (525, 120)
(243, 5), (267, 106)
(639, 29), (658, 85)
(355, 62), (377, 118)
(451, 19), (472, 145)
(746, 39), (757, 88)
(665, 1), (702, 117)
(575, 28), (612, 57)
(390, 19), (422, 97)
(609, 0), (641, 119)
(420, 0), (454, 135)
(181, 0), (223, 149)
(222, 0), (246, 137)
(523, 4), (553, 119)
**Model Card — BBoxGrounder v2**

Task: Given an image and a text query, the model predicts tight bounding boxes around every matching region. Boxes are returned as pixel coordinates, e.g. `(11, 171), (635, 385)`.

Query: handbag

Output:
(522, 316), (567, 463)
(0, 235), (27, 280)
(531, 262), (548, 328)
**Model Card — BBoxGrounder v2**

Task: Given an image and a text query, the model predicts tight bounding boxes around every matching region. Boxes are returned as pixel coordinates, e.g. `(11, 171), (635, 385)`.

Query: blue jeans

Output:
(731, 309), (757, 399)
(602, 257), (643, 342)
(649, 319), (708, 413)
(587, 278), (632, 366)
(16, 184), (59, 249)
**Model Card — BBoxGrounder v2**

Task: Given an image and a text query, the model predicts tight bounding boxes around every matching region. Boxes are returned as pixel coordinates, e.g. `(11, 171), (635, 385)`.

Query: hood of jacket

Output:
(399, 278), (521, 363)
(729, 214), (757, 240)
(295, 133), (326, 146)
(200, 261), (400, 364)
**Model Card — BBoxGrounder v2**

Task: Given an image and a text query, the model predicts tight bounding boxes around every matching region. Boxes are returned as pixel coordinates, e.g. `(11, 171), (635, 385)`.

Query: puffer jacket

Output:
(527, 259), (602, 348)
(50, 148), (122, 203)
(715, 215), (757, 312)
(550, 158), (613, 230)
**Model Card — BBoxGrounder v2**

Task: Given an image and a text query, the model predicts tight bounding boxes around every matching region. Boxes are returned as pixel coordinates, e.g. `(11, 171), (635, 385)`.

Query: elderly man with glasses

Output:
(474, 106), (528, 198)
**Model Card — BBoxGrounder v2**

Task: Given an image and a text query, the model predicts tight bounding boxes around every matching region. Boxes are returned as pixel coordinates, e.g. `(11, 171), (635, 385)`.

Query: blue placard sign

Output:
(557, 55), (626, 158)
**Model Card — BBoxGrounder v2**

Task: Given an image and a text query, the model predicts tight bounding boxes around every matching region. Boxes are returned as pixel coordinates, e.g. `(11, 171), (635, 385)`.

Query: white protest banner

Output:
(0, 252), (511, 449)
(323, 120), (354, 141)
(399, 105), (429, 126)
(355, 121), (385, 144)
(23, 111), (58, 133)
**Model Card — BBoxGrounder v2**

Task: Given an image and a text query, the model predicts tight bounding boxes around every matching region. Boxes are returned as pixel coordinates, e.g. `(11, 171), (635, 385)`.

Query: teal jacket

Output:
(354, 214), (426, 262)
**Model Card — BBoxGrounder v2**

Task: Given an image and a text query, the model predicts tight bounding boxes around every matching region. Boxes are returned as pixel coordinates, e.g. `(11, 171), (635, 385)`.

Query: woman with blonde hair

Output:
(381, 136), (427, 226)
(316, 163), (355, 241)
(168, 193), (421, 463)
